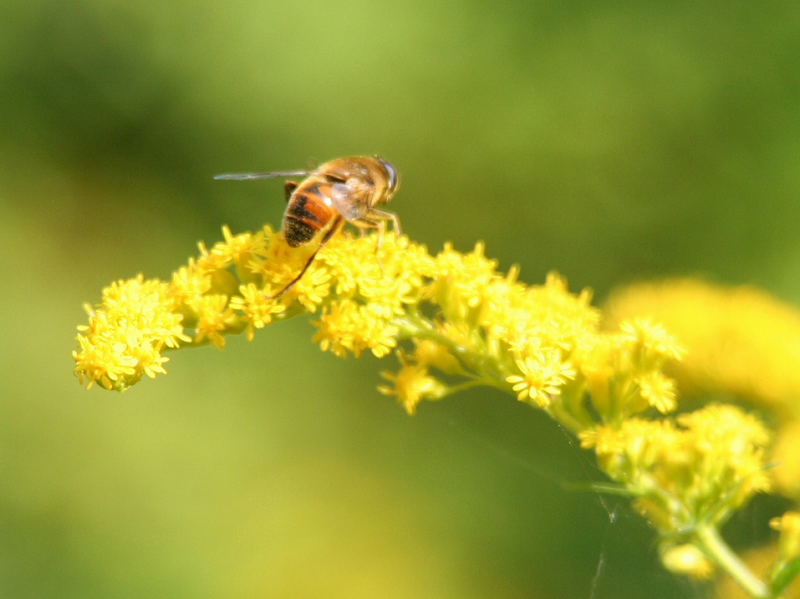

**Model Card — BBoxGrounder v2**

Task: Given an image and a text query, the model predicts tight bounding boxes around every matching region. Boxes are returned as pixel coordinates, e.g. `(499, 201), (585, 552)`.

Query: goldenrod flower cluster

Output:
(581, 404), (771, 532)
(606, 278), (800, 499)
(74, 225), (684, 425)
(73, 275), (190, 390)
(74, 226), (786, 596)
(606, 278), (800, 412)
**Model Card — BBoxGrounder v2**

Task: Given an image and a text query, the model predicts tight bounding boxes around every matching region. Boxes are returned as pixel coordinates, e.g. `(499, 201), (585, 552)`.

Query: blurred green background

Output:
(2, 0), (799, 597)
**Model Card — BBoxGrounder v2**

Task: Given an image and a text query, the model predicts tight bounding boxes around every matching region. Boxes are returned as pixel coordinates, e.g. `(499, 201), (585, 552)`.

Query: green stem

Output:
(396, 314), (507, 383)
(443, 377), (509, 397)
(695, 524), (769, 598)
(548, 402), (588, 434)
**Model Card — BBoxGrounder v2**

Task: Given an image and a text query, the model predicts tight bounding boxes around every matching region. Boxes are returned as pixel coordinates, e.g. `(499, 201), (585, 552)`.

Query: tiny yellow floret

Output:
(506, 351), (577, 408)
(661, 544), (714, 579)
(379, 363), (447, 415)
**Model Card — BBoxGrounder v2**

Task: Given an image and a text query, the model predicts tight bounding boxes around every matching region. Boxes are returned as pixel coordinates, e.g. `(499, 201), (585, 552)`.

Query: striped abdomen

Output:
(283, 181), (337, 247)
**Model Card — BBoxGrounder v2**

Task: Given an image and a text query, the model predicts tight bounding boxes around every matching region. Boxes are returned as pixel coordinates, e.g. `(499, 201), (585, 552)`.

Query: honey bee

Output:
(215, 156), (400, 297)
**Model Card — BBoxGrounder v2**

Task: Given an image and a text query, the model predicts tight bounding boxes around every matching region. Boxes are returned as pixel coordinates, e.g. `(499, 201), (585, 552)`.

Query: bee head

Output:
(376, 156), (400, 200)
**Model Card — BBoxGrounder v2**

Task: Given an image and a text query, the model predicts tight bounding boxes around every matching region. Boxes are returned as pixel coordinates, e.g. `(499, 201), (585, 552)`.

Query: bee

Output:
(215, 156), (401, 298)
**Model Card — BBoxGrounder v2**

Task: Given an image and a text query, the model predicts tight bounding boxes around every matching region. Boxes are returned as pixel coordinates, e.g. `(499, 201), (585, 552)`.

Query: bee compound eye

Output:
(380, 159), (399, 194)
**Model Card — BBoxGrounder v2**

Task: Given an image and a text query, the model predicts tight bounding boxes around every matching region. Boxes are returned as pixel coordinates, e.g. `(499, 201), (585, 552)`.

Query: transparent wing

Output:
(329, 181), (368, 220)
(214, 170), (311, 181)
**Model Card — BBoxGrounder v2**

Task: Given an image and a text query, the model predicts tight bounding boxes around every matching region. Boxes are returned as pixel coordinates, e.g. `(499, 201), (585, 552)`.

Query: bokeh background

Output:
(2, 1), (800, 597)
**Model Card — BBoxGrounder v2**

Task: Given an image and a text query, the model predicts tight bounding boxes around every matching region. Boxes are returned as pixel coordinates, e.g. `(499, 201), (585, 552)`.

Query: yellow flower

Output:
(228, 284), (286, 341)
(187, 294), (239, 349)
(618, 318), (687, 364)
(212, 224), (269, 268)
(431, 241), (498, 320)
(77, 220), (784, 591)
(170, 261), (212, 306)
(379, 363), (447, 415)
(74, 222), (688, 453)
(290, 264), (332, 312)
(677, 405), (772, 505)
(661, 544), (714, 579)
(582, 405), (771, 532)
(506, 351), (577, 408)
(570, 323), (683, 422)
(636, 371), (677, 414)
(607, 278), (800, 502)
(582, 418), (680, 474)
(770, 511), (800, 562)
(73, 275), (190, 390)
(606, 278), (800, 412)
(313, 299), (399, 358)
(412, 339), (462, 375)
(73, 225), (683, 447)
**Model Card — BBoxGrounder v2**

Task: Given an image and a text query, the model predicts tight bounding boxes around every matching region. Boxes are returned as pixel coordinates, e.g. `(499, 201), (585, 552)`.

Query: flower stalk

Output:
(695, 525), (769, 598)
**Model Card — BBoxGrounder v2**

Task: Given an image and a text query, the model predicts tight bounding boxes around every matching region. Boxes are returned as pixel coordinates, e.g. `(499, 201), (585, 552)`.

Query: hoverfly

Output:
(215, 156), (400, 298)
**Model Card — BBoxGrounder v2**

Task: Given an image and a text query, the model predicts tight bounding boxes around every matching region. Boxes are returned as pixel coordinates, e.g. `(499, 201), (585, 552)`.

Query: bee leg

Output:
(353, 219), (379, 238)
(353, 218), (387, 276)
(284, 181), (299, 202)
(368, 208), (402, 237)
(376, 220), (387, 252)
(267, 216), (344, 299)
(362, 209), (400, 272)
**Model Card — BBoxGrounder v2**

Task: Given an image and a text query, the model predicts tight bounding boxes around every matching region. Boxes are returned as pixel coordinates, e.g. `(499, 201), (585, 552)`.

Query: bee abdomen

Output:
(283, 186), (336, 247)
(284, 216), (317, 247)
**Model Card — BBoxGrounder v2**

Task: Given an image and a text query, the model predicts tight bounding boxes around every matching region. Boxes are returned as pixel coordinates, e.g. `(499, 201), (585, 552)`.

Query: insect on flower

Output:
(215, 156), (401, 297)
